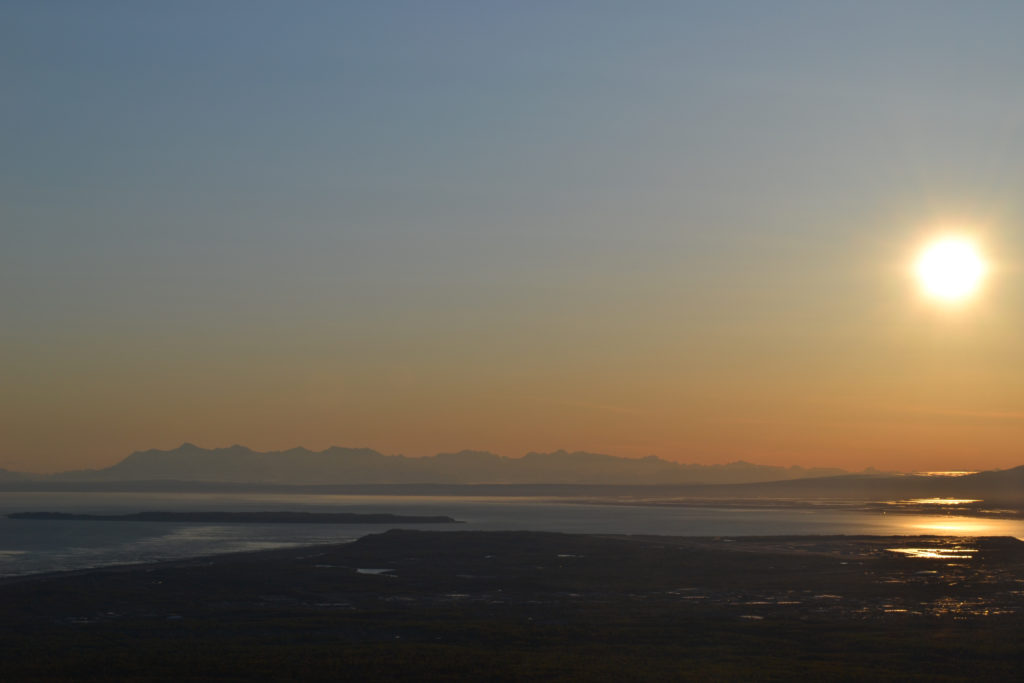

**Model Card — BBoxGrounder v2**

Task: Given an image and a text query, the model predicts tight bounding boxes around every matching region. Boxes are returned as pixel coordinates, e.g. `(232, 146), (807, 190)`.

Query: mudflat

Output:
(4, 530), (1023, 681)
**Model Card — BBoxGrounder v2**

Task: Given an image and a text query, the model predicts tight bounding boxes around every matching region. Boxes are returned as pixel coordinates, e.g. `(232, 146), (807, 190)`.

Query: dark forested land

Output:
(2, 530), (1023, 681)
(7, 511), (460, 524)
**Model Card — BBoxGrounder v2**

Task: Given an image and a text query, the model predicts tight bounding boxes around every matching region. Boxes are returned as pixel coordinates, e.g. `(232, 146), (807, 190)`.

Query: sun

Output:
(914, 236), (987, 302)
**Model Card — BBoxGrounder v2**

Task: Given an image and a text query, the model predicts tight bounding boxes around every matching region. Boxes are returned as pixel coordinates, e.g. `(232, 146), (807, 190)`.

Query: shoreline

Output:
(0, 537), (361, 586)
(2, 529), (1020, 584)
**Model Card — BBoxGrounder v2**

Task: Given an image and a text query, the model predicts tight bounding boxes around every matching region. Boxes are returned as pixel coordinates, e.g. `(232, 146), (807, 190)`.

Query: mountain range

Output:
(4, 443), (851, 486)
(2, 444), (1021, 505)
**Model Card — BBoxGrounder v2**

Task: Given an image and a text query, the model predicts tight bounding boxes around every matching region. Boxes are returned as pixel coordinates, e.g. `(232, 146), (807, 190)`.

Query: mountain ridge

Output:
(16, 443), (853, 486)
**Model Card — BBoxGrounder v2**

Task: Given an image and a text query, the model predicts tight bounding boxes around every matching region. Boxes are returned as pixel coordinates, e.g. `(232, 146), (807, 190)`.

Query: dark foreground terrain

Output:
(2, 531), (1023, 681)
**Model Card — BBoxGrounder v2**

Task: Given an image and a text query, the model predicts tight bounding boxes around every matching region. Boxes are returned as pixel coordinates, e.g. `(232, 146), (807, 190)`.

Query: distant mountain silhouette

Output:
(698, 465), (1024, 503)
(0, 468), (38, 482)
(39, 443), (849, 486)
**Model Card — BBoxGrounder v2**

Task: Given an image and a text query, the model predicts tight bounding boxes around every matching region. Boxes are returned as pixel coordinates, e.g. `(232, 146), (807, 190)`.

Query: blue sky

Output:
(5, 2), (1024, 471)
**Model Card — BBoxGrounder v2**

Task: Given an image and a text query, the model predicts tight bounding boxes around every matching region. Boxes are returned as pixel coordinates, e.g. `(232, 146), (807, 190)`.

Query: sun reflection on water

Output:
(881, 513), (1024, 541)
(903, 498), (981, 506)
(907, 518), (993, 535)
(912, 471), (978, 477)
(886, 547), (978, 559)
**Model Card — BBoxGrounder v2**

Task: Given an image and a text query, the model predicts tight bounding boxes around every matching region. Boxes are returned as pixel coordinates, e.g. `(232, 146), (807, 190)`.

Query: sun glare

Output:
(914, 236), (986, 303)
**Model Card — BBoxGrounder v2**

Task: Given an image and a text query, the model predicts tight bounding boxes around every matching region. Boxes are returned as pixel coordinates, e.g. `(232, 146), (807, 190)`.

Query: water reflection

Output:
(886, 547), (978, 559)
(902, 498), (981, 506)
(1, 491), (1023, 577)
(903, 517), (1003, 535)
(912, 471), (977, 477)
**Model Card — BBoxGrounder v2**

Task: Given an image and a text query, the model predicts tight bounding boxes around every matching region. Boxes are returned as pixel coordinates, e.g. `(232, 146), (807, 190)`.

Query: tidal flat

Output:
(3, 530), (1023, 681)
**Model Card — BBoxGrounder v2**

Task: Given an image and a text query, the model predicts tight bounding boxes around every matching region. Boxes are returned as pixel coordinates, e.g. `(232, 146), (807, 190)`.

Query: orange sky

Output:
(5, 4), (1024, 474)
(6, 226), (1024, 474)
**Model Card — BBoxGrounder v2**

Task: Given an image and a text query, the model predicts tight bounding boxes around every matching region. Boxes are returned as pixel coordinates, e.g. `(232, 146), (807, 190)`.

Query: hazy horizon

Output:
(5, 441), (871, 477)
(5, 2), (1024, 473)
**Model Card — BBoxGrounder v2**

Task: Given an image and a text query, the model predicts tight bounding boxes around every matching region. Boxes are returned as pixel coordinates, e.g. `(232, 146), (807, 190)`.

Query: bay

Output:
(1, 491), (1022, 577)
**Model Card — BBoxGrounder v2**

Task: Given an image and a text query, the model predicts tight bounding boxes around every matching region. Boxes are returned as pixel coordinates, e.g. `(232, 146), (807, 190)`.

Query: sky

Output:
(4, 1), (1024, 473)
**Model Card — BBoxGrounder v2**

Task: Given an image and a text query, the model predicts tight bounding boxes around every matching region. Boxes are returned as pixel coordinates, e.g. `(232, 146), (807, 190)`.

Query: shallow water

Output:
(1, 492), (1022, 577)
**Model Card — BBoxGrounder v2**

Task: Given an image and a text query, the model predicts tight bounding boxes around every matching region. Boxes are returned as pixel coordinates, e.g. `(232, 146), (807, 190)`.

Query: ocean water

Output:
(1, 492), (1022, 578)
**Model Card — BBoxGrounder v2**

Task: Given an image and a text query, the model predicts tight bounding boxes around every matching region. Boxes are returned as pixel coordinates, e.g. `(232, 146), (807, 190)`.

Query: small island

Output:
(8, 511), (461, 524)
